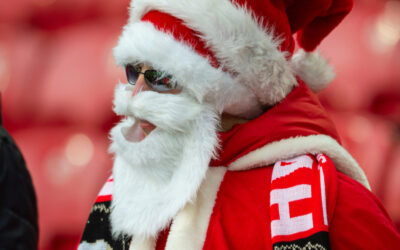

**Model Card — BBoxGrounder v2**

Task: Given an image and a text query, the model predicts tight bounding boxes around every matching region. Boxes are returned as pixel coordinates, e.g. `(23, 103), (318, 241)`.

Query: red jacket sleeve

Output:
(329, 171), (400, 249)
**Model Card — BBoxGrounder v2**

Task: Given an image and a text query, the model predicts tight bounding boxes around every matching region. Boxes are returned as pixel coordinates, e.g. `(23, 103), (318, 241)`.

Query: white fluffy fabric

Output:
(129, 236), (156, 250)
(125, 168), (226, 250)
(164, 167), (226, 250)
(291, 49), (335, 92)
(114, 22), (262, 119)
(228, 134), (370, 190)
(128, 0), (297, 106)
(78, 240), (112, 250)
(109, 83), (220, 239)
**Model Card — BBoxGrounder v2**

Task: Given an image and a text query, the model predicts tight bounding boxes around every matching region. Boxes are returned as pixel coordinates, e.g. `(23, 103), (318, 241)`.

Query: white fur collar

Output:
(228, 134), (371, 190)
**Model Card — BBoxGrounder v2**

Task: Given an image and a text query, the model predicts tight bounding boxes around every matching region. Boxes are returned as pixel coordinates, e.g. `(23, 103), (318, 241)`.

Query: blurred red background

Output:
(0, 0), (399, 249)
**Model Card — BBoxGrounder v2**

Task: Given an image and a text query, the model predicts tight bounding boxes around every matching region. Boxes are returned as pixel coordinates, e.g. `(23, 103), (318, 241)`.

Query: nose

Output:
(132, 73), (150, 97)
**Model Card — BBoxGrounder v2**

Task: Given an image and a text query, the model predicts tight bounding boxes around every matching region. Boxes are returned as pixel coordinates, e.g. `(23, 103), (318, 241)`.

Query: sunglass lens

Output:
(144, 70), (175, 92)
(125, 65), (139, 85)
(144, 70), (160, 83)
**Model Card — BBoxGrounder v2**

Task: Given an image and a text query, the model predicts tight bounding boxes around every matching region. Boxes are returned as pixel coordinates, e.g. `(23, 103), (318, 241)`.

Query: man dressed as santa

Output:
(79, 0), (400, 249)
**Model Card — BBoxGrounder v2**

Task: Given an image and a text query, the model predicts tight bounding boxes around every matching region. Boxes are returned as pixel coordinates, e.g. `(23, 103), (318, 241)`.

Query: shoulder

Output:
(267, 154), (400, 248)
(302, 153), (400, 248)
(0, 126), (38, 249)
(329, 165), (400, 248)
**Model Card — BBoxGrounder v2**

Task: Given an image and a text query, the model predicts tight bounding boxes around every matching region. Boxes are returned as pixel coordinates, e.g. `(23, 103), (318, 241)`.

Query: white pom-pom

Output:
(291, 49), (335, 92)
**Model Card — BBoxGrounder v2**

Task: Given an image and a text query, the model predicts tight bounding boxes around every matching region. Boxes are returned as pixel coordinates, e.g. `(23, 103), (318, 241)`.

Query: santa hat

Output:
(114, 0), (353, 118)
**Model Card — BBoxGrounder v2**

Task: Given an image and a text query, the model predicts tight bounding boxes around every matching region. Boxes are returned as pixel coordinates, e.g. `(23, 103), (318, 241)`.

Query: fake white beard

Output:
(109, 84), (220, 239)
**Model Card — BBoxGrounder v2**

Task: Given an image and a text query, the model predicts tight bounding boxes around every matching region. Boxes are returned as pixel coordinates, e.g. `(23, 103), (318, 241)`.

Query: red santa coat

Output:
(79, 81), (400, 249)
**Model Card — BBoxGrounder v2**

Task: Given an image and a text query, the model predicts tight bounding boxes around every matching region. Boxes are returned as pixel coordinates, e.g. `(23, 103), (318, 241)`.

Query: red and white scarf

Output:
(270, 153), (336, 249)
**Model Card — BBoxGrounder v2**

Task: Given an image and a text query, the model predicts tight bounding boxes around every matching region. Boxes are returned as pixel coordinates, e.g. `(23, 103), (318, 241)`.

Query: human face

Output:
(129, 64), (181, 137)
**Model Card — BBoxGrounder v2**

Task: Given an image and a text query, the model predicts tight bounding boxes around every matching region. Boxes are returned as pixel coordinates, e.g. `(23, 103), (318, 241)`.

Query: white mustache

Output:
(112, 83), (203, 132)
(112, 83), (133, 116)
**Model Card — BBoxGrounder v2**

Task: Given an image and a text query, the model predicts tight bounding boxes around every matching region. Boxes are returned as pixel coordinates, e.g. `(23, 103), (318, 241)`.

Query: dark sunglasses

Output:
(125, 64), (179, 92)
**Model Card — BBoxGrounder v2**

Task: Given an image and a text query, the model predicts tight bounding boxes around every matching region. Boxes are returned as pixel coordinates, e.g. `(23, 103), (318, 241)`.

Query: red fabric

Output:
(319, 155), (339, 227)
(210, 80), (340, 166)
(204, 79), (398, 249)
(141, 0), (352, 56)
(95, 195), (111, 203)
(155, 226), (170, 250)
(330, 172), (400, 249)
(202, 154), (400, 249)
(142, 11), (219, 67)
(203, 166), (273, 250)
(269, 154), (331, 244)
(232, 0), (294, 54)
(235, 0), (353, 52)
(294, 0), (354, 51)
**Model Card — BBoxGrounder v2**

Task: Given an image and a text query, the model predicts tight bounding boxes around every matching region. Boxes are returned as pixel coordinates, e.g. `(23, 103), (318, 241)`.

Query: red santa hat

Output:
(114, 0), (353, 117)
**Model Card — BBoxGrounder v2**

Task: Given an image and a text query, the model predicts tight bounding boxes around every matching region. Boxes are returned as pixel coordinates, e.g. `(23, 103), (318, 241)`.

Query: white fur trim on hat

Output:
(114, 21), (263, 119)
(128, 0), (297, 107)
(291, 49), (335, 92)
